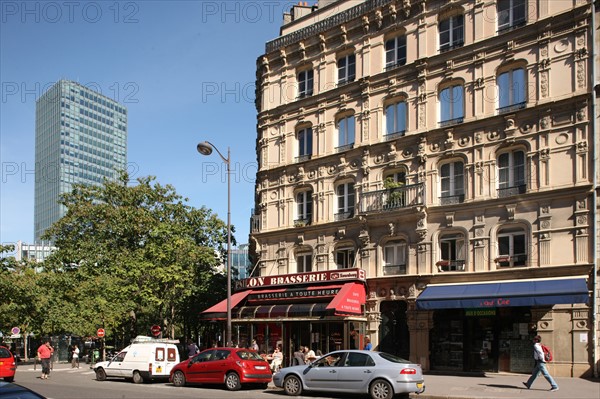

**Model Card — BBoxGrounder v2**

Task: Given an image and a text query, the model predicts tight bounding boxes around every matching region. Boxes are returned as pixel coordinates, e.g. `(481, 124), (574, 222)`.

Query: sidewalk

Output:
(409, 372), (599, 399)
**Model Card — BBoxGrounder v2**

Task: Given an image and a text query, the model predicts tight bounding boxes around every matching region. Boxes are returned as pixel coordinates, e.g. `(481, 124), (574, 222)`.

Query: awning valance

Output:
(416, 277), (589, 310)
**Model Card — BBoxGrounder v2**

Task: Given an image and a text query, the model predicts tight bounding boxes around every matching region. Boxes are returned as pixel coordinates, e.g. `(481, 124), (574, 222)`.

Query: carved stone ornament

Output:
(375, 10), (383, 29)
(444, 130), (455, 149)
(445, 212), (455, 227)
(505, 204), (517, 220)
(388, 222), (395, 236)
(337, 227), (346, 239)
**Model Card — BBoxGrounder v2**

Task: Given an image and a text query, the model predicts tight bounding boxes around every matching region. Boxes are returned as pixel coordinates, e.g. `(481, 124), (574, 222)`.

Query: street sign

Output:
(150, 325), (161, 337)
(11, 327), (20, 335)
(97, 328), (105, 338)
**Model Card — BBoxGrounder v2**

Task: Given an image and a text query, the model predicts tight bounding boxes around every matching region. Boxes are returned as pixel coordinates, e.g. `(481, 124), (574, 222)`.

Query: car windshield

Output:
(378, 352), (410, 363)
(237, 350), (264, 361)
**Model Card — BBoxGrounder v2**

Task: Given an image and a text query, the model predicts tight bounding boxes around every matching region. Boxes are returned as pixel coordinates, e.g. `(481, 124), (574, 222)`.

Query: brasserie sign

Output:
(235, 268), (366, 290)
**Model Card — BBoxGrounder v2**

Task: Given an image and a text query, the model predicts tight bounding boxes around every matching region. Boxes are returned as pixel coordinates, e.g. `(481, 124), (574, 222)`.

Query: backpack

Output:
(541, 344), (553, 362)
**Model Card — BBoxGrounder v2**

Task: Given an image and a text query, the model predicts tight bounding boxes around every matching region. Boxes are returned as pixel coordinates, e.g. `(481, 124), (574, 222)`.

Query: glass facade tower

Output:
(34, 80), (128, 242)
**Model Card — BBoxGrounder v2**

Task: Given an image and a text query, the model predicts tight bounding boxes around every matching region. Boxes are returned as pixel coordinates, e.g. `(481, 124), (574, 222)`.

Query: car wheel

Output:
(225, 372), (241, 391)
(369, 379), (394, 399)
(4, 376), (14, 383)
(95, 368), (107, 381)
(132, 370), (144, 384)
(283, 375), (303, 396)
(172, 371), (186, 387)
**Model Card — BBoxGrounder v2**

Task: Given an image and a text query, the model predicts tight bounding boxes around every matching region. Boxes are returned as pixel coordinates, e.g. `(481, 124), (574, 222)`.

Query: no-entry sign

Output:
(150, 325), (161, 337)
(97, 328), (105, 338)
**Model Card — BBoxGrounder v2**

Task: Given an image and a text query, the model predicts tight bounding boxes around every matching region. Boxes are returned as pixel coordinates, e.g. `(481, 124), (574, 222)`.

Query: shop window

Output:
(383, 240), (407, 275)
(496, 226), (527, 267)
(335, 247), (355, 269)
(335, 182), (355, 221)
(437, 233), (465, 271)
(497, 150), (526, 197)
(440, 161), (464, 204)
(439, 15), (464, 52)
(295, 190), (313, 226)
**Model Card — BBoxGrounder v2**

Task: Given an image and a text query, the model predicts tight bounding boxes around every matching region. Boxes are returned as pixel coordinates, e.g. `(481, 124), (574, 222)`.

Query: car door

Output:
(208, 349), (231, 383)
(335, 352), (376, 391)
(186, 349), (215, 383)
(302, 351), (345, 391)
(106, 351), (127, 377)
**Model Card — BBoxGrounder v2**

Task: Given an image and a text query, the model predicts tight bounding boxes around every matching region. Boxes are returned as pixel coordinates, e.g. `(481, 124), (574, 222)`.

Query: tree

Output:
(42, 172), (232, 341)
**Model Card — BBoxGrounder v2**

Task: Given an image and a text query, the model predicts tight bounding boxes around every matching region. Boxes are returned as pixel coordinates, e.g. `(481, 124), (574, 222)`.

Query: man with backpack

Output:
(522, 335), (559, 392)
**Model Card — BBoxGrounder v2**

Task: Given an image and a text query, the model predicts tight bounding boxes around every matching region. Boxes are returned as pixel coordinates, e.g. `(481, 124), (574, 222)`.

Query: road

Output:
(12, 362), (286, 399)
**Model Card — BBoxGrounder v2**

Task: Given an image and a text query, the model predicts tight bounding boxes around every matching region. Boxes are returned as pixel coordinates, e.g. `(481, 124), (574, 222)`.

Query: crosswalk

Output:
(17, 366), (96, 375)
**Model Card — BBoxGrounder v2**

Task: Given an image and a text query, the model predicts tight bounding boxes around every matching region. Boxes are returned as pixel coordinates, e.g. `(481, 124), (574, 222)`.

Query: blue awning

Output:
(416, 277), (589, 310)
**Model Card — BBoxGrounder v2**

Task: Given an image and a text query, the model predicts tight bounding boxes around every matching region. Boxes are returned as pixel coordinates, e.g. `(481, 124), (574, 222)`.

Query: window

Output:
(336, 247), (355, 269)
(497, 226), (526, 266)
(295, 190), (313, 226)
(498, 0), (526, 32)
(337, 54), (356, 85)
(439, 15), (464, 52)
(438, 233), (465, 271)
(298, 69), (314, 98)
(383, 172), (406, 209)
(439, 85), (464, 126)
(498, 150), (526, 197)
(337, 115), (355, 151)
(385, 36), (406, 69)
(498, 68), (526, 113)
(297, 127), (313, 162)
(297, 253), (312, 273)
(384, 240), (407, 275)
(440, 161), (464, 204)
(336, 182), (355, 220)
(385, 101), (407, 138)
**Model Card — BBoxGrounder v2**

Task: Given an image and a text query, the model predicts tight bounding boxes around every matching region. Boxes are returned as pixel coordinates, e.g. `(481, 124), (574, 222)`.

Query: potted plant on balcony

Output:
(383, 177), (405, 209)
(494, 255), (511, 266)
(435, 260), (449, 272)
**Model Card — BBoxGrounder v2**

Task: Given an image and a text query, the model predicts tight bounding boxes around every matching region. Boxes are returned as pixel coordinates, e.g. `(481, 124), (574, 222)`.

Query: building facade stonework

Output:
(251, 0), (599, 377)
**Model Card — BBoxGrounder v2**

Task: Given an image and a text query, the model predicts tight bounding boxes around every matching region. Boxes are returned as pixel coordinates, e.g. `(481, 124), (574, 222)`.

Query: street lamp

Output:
(197, 141), (232, 347)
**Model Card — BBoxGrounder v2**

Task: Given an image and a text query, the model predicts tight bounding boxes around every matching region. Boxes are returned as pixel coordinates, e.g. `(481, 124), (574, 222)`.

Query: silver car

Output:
(273, 350), (425, 399)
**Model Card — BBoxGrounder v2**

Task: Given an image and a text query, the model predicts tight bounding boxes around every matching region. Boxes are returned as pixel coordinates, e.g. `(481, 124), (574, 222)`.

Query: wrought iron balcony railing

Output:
(359, 183), (425, 214)
(497, 184), (526, 198)
(383, 264), (407, 276)
(439, 193), (465, 205)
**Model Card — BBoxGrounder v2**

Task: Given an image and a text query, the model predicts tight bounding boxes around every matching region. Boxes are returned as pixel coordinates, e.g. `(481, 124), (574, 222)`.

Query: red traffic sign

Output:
(150, 325), (161, 337)
(97, 328), (105, 338)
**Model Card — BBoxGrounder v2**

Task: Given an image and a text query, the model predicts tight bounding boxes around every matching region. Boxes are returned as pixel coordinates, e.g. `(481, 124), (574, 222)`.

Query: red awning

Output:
(201, 290), (252, 314)
(326, 282), (366, 315)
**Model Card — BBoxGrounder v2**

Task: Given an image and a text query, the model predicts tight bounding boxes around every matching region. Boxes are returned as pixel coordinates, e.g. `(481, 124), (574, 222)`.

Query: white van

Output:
(94, 336), (180, 383)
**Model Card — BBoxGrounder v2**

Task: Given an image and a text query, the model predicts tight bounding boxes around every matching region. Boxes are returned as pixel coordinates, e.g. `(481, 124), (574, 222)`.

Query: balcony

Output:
(294, 218), (311, 227)
(384, 131), (405, 141)
(336, 143), (354, 153)
(439, 194), (464, 205)
(359, 183), (424, 214)
(439, 117), (464, 128)
(334, 211), (354, 221)
(498, 101), (526, 115)
(497, 184), (526, 198)
(440, 40), (464, 53)
(295, 154), (312, 163)
(383, 264), (406, 276)
(495, 254), (527, 267)
(436, 260), (465, 272)
(384, 61), (406, 71)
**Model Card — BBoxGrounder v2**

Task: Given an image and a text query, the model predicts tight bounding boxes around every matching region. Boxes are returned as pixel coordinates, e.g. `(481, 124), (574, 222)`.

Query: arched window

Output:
(383, 171), (406, 209)
(336, 115), (355, 152)
(496, 225), (527, 267)
(497, 149), (526, 197)
(296, 251), (312, 273)
(385, 101), (407, 139)
(335, 246), (355, 269)
(295, 189), (313, 226)
(440, 161), (464, 204)
(498, 67), (526, 113)
(383, 240), (407, 275)
(437, 232), (466, 271)
(335, 182), (355, 221)
(439, 84), (464, 126)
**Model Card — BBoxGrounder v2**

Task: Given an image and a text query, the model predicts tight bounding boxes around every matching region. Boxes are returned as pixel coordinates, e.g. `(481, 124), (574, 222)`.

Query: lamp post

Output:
(197, 141), (232, 347)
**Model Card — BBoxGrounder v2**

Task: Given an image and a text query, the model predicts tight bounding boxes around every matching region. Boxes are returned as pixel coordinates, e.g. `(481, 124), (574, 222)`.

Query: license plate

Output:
(417, 383), (423, 389)
(255, 365), (267, 370)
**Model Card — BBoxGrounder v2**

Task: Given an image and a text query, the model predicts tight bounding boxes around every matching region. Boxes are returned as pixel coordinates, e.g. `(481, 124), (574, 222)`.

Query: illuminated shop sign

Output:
(235, 268), (366, 290)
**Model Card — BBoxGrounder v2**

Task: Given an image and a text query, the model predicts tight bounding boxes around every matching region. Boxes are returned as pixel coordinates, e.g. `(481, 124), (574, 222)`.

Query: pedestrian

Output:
(71, 344), (80, 368)
(251, 339), (259, 351)
(364, 336), (372, 351)
(305, 346), (316, 364)
(522, 335), (559, 392)
(37, 339), (54, 380)
(187, 339), (199, 358)
(292, 346), (305, 366)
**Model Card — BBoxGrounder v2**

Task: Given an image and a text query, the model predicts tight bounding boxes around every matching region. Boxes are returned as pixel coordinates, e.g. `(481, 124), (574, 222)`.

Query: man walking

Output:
(522, 335), (558, 391)
(37, 339), (54, 380)
(71, 344), (80, 368)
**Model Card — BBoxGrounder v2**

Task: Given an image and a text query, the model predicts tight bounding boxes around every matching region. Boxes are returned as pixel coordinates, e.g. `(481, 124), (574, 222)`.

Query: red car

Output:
(170, 347), (272, 391)
(0, 346), (16, 382)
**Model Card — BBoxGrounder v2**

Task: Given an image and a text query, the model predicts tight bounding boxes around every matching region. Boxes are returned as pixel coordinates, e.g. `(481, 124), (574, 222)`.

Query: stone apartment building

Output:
(243, 0), (598, 377)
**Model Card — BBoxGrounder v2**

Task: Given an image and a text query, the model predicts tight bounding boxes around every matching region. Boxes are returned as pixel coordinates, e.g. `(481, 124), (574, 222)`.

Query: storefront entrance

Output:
(378, 300), (410, 359)
(429, 307), (534, 373)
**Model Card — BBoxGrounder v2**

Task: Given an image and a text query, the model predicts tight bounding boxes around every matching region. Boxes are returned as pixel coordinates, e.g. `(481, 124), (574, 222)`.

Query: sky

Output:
(0, 0), (293, 253)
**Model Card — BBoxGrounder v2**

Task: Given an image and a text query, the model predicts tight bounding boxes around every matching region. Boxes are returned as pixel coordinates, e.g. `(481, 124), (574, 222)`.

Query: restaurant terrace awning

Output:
(416, 276), (589, 310)
(201, 282), (366, 319)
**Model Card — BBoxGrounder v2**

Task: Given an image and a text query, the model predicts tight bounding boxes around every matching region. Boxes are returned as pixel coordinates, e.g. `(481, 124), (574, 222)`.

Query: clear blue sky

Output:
(0, 1), (287, 251)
